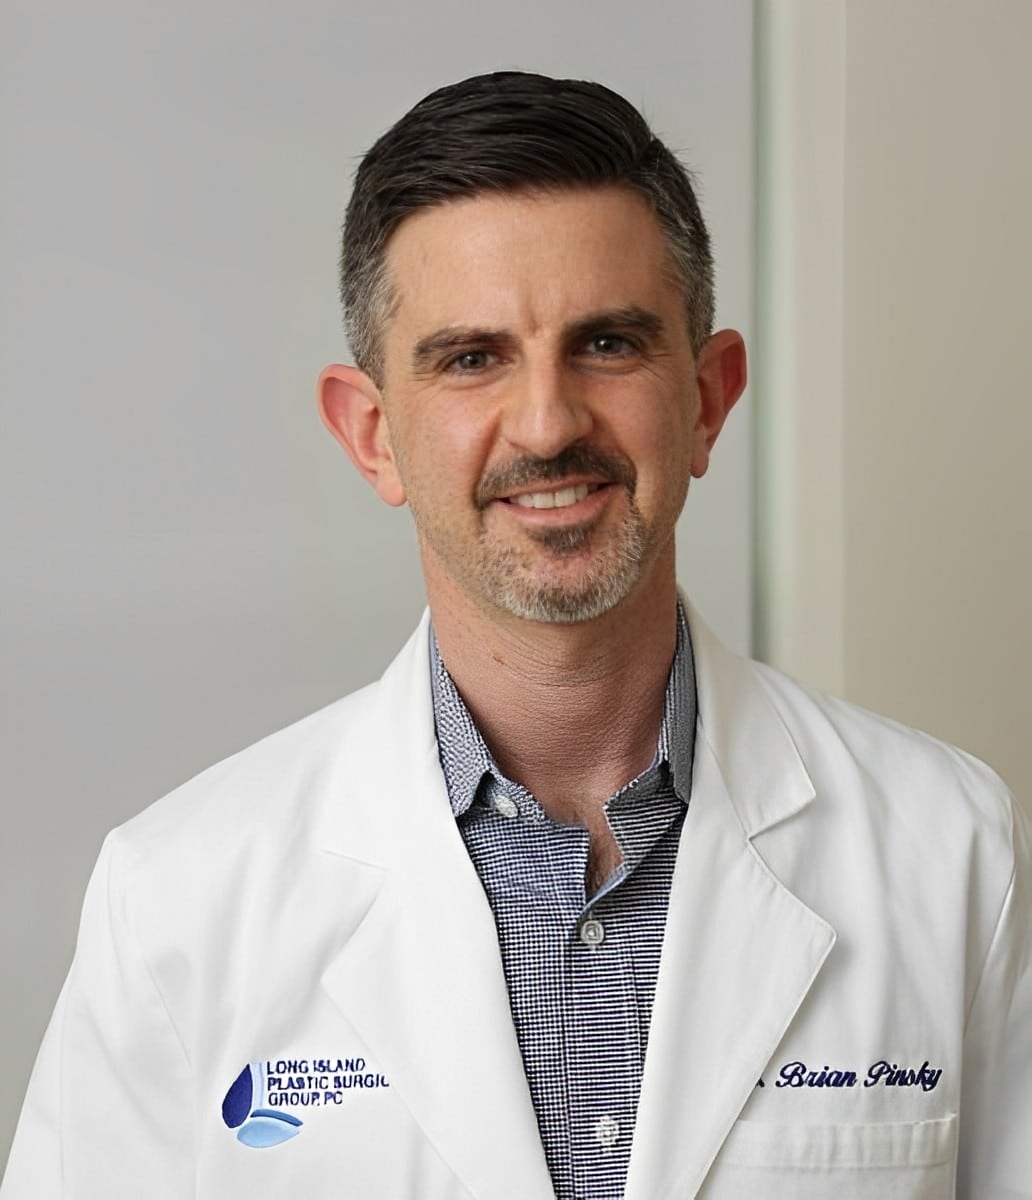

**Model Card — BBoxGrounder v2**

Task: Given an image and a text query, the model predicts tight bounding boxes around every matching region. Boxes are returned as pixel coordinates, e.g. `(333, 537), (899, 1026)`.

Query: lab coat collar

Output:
(316, 604), (835, 1200)
(625, 599), (836, 1199)
(316, 611), (555, 1200)
(682, 592), (818, 838)
(313, 601), (816, 855)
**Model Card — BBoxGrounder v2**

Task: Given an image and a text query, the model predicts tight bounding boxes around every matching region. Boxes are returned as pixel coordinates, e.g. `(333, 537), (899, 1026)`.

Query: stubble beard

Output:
(410, 444), (652, 624)
(472, 498), (649, 624)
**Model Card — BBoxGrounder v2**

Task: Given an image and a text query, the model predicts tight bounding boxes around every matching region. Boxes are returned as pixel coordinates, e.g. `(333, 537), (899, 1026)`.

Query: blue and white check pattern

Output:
(430, 606), (696, 1200)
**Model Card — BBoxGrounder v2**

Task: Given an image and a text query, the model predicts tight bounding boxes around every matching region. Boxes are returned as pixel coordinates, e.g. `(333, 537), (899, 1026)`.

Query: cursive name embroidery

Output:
(776, 1062), (857, 1088)
(775, 1059), (942, 1092)
(864, 1059), (942, 1092)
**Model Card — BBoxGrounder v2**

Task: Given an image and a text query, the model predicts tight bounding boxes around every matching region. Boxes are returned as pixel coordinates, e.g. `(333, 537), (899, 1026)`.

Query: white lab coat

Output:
(3, 605), (1030, 1199)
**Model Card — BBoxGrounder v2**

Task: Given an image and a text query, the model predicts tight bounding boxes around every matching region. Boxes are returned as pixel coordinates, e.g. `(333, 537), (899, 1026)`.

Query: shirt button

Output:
(494, 795), (519, 819)
(579, 918), (605, 948)
(595, 1114), (620, 1147)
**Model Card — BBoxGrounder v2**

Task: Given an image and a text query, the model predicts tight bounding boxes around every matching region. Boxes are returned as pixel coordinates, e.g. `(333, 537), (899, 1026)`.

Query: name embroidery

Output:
(775, 1059), (942, 1092)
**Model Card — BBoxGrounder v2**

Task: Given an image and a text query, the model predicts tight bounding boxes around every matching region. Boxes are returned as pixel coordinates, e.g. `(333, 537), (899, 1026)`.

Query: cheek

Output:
(443, 418), (495, 476)
(624, 392), (696, 468)
(390, 401), (496, 501)
(632, 408), (697, 509)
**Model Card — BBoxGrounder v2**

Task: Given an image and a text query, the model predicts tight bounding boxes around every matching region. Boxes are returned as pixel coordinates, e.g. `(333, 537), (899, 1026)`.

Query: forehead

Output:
(381, 187), (680, 343)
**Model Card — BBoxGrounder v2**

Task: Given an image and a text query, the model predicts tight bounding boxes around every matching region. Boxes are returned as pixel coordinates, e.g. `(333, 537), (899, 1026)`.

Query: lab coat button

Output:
(495, 796), (519, 819)
(595, 1114), (620, 1147)
(579, 918), (605, 947)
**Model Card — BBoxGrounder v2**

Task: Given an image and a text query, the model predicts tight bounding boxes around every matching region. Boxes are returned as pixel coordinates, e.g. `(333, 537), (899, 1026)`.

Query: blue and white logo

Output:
(222, 1062), (303, 1149)
(222, 1055), (390, 1148)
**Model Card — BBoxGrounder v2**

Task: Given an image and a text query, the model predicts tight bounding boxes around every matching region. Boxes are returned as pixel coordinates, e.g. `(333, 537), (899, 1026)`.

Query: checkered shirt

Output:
(430, 605), (696, 1200)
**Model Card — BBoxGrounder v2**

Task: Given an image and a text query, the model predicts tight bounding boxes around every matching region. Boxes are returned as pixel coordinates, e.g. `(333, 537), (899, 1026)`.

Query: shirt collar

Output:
(430, 602), (696, 818)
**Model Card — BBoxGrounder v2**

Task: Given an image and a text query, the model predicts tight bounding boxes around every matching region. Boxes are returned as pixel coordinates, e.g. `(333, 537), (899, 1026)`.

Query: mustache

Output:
(475, 445), (636, 508)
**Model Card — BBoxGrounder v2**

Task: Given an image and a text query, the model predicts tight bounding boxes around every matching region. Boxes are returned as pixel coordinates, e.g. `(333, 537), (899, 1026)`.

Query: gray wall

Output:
(0, 0), (755, 1163)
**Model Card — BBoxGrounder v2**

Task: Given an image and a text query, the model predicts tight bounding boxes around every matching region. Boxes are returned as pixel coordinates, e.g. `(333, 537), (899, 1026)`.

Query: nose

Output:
(501, 361), (595, 459)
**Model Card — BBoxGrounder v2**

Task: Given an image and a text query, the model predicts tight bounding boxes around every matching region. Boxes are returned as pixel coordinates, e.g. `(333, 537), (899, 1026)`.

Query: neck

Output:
(427, 553), (679, 825)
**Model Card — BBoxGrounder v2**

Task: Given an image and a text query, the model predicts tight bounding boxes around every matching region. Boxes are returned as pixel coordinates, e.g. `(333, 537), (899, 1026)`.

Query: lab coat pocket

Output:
(700, 1114), (958, 1199)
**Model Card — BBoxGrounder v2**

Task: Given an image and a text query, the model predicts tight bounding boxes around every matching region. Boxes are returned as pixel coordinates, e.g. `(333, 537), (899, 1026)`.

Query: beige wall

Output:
(756, 0), (1031, 809)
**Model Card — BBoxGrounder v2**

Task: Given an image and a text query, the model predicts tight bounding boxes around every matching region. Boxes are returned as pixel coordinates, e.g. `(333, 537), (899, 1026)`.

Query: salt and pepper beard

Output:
(473, 497), (649, 623)
(418, 444), (650, 625)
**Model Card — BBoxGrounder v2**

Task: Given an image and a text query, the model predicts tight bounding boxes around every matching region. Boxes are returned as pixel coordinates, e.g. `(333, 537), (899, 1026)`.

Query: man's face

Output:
(372, 186), (731, 624)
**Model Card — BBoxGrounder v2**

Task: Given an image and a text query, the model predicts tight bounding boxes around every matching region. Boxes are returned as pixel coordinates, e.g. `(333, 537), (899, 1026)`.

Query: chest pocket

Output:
(699, 1115), (958, 1199)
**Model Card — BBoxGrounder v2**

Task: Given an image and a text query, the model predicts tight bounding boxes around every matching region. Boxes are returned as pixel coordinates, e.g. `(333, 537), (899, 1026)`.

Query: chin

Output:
(485, 566), (642, 625)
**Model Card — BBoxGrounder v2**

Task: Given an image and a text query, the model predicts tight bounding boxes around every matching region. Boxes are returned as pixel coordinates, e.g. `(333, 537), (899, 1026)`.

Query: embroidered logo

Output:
(223, 1061), (303, 1148)
(222, 1057), (390, 1149)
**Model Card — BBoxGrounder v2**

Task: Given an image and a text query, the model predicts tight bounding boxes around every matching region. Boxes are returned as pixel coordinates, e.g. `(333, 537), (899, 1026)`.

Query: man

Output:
(3, 71), (1029, 1199)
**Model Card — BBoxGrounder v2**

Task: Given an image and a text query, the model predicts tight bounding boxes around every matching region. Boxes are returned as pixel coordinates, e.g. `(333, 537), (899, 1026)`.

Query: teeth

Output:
(512, 484), (591, 510)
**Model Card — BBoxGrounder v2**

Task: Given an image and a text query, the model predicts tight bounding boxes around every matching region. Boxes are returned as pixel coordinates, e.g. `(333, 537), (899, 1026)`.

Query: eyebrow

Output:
(411, 327), (513, 373)
(410, 305), (668, 374)
(562, 305), (666, 348)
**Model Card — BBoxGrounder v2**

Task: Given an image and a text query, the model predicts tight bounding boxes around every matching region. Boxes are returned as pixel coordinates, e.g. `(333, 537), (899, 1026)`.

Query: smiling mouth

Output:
(505, 483), (605, 510)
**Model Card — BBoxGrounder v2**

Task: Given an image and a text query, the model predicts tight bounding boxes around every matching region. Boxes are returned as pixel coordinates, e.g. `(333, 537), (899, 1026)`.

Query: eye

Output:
(585, 333), (635, 358)
(445, 349), (494, 373)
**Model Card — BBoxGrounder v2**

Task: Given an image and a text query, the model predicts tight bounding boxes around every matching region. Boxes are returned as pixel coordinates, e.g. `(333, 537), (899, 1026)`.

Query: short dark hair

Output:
(340, 71), (715, 382)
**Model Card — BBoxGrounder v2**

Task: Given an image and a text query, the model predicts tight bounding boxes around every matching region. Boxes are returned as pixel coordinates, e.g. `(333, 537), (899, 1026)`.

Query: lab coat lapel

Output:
(625, 608), (837, 1200)
(317, 617), (554, 1200)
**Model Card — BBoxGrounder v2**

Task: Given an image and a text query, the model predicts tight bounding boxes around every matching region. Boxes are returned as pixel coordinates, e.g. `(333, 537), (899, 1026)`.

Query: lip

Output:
(495, 476), (612, 503)
(490, 480), (617, 526)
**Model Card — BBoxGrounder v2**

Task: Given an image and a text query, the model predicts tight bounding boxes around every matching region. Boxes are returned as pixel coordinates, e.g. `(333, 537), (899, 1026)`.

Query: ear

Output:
(317, 364), (406, 507)
(690, 329), (748, 479)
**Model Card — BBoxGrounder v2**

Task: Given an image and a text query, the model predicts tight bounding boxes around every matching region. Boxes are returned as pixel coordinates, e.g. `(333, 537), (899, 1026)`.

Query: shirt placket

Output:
(566, 888), (639, 1200)
(431, 608), (695, 1200)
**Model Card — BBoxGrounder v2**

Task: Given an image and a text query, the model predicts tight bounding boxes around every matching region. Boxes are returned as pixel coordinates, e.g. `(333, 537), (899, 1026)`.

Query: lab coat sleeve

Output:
(956, 794), (1032, 1199)
(1, 831), (194, 1199)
